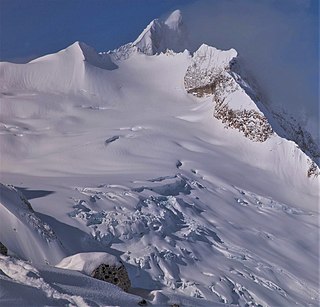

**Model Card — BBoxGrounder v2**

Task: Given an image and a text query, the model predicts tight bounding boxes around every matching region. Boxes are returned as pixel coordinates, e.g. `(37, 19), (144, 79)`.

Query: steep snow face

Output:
(0, 184), (65, 265)
(271, 108), (320, 165)
(133, 9), (188, 55)
(109, 9), (188, 60)
(30, 41), (117, 71)
(0, 41), (117, 93)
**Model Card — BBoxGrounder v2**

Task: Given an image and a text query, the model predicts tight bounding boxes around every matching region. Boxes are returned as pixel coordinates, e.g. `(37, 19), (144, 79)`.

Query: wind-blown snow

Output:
(0, 10), (319, 307)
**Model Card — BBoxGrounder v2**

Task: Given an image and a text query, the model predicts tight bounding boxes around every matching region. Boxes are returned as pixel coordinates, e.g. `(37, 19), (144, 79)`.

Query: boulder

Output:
(91, 262), (131, 292)
(56, 252), (131, 292)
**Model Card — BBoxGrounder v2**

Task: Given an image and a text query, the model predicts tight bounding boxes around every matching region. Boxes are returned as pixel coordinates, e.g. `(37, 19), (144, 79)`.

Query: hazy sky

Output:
(0, 0), (318, 135)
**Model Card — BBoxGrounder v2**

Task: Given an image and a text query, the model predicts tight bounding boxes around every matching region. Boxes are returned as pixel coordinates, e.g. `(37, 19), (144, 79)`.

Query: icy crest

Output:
(133, 9), (188, 55)
(110, 9), (188, 59)
(32, 41), (117, 70)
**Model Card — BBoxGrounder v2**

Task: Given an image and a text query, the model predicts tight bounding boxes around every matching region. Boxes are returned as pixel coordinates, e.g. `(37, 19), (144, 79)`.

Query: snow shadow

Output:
(15, 187), (55, 200)
(36, 212), (122, 258)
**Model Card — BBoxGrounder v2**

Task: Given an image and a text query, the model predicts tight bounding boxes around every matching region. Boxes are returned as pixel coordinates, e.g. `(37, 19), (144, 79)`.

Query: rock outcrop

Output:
(56, 252), (131, 292)
(214, 104), (273, 142)
(91, 261), (131, 292)
(307, 160), (320, 178)
(184, 44), (273, 142)
(0, 242), (8, 256)
(184, 44), (237, 96)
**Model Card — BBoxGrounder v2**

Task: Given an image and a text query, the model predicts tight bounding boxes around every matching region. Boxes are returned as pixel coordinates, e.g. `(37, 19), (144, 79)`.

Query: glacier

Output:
(0, 9), (319, 307)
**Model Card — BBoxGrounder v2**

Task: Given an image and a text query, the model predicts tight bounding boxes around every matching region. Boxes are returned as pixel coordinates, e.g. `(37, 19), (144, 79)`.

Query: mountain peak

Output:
(131, 9), (188, 55)
(65, 41), (117, 70)
(164, 9), (183, 29)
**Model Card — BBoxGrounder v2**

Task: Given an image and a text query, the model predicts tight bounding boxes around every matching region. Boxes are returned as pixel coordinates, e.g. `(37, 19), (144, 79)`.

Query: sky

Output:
(183, 0), (319, 136)
(0, 0), (319, 136)
(0, 0), (196, 62)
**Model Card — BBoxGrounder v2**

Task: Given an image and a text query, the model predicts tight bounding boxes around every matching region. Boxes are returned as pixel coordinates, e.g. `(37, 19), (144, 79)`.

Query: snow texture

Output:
(108, 9), (188, 60)
(0, 184), (65, 265)
(0, 9), (319, 307)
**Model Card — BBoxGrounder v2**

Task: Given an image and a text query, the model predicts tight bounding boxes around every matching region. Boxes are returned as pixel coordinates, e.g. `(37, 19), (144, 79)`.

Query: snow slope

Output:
(0, 9), (319, 307)
(0, 184), (66, 265)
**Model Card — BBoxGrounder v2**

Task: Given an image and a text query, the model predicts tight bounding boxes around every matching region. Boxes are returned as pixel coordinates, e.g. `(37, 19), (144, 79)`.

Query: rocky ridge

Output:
(184, 44), (273, 142)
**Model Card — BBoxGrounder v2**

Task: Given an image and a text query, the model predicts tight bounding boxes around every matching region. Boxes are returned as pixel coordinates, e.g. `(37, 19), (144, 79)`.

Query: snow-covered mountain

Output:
(0, 10), (319, 307)
(108, 9), (188, 60)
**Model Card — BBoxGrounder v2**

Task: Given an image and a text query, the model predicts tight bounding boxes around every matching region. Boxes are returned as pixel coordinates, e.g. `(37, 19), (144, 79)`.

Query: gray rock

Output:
(0, 242), (8, 256)
(91, 261), (131, 292)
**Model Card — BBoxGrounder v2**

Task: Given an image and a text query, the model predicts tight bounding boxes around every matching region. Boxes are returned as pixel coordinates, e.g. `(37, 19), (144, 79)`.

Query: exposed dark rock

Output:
(185, 72), (235, 98)
(211, 73), (273, 142)
(184, 44), (237, 97)
(185, 69), (273, 142)
(307, 160), (319, 178)
(184, 48), (273, 143)
(138, 299), (148, 306)
(91, 262), (131, 292)
(0, 242), (8, 256)
(105, 135), (120, 145)
(214, 103), (273, 142)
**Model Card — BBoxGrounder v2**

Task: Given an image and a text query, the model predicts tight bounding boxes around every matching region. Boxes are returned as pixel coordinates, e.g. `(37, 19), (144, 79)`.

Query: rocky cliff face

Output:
(184, 44), (273, 142)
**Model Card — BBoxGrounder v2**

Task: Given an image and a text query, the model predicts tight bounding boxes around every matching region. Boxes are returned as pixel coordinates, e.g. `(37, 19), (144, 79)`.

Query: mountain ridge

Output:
(0, 14), (319, 171)
(0, 9), (319, 307)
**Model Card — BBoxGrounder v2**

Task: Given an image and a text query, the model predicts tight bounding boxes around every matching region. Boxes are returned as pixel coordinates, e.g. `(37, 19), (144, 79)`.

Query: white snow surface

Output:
(107, 9), (188, 60)
(56, 252), (119, 275)
(0, 11), (319, 307)
(0, 255), (146, 307)
(0, 183), (66, 265)
(133, 9), (188, 55)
